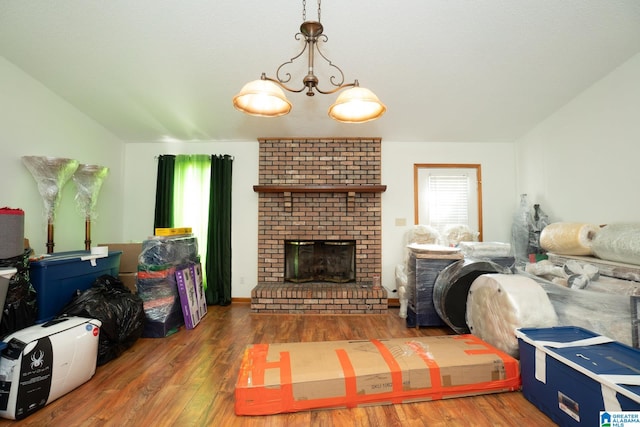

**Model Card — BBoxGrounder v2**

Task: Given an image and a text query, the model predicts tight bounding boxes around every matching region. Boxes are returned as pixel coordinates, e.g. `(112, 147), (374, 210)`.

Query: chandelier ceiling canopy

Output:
(232, 0), (386, 123)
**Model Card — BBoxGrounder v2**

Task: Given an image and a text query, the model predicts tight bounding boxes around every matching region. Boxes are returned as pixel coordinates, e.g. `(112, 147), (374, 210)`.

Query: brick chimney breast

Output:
(252, 138), (387, 314)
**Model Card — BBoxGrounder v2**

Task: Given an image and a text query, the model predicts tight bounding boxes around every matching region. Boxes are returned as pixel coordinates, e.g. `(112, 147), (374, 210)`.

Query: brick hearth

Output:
(251, 282), (387, 314)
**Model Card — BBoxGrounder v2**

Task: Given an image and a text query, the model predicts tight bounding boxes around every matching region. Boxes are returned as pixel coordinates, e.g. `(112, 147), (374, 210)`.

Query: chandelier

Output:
(232, 0), (386, 123)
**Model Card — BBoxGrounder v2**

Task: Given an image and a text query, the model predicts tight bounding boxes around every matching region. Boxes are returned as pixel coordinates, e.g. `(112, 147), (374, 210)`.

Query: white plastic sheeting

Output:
(466, 273), (558, 357)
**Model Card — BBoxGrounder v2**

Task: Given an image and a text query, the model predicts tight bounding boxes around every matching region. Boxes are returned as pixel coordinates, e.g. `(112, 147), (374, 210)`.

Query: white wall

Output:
(122, 140), (516, 297)
(122, 142), (259, 298)
(0, 57), (125, 255)
(516, 53), (640, 224)
(381, 141), (516, 292)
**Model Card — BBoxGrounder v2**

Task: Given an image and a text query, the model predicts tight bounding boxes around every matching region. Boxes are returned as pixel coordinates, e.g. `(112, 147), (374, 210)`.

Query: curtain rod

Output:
(153, 154), (235, 160)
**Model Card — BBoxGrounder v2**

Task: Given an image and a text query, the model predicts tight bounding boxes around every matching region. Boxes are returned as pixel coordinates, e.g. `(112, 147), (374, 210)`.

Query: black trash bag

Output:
(0, 249), (37, 338)
(59, 274), (145, 366)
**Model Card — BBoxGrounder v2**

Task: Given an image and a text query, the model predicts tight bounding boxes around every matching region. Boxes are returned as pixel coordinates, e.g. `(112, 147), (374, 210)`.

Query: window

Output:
(414, 164), (483, 241)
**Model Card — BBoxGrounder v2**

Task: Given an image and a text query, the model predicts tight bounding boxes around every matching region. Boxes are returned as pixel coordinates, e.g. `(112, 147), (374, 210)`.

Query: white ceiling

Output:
(1, 1), (639, 143)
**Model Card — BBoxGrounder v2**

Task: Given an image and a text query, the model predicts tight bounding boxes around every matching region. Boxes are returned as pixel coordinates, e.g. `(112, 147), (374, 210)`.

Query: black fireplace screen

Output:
(284, 240), (356, 283)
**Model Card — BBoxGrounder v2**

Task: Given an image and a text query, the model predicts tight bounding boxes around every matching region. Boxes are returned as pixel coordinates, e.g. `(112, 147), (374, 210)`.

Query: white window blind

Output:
(427, 174), (469, 230)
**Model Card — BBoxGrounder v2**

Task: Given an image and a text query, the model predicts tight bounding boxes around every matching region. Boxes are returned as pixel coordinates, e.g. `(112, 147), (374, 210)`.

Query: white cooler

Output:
(0, 316), (101, 420)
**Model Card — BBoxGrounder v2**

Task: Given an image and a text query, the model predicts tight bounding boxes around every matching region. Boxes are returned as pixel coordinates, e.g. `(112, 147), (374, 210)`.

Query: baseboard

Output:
(231, 297), (400, 307)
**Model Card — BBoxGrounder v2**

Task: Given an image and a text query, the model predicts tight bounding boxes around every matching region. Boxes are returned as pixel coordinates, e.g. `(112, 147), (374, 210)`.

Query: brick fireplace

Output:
(251, 137), (388, 314)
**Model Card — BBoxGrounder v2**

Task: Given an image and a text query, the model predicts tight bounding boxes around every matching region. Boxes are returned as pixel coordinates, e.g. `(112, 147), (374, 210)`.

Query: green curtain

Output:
(205, 154), (233, 306)
(154, 155), (175, 231)
(173, 155), (212, 289)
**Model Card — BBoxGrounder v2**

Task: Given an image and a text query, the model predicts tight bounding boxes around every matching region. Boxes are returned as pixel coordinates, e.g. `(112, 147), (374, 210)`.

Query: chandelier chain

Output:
(302, 0), (322, 22)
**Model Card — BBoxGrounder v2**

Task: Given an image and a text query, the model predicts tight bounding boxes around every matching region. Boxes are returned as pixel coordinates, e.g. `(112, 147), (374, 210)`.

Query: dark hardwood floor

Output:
(0, 303), (556, 426)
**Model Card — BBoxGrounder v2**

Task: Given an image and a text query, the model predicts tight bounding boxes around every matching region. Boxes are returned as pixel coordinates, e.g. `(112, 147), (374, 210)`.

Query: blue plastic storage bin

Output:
(29, 250), (122, 322)
(516, 326), (640, 427)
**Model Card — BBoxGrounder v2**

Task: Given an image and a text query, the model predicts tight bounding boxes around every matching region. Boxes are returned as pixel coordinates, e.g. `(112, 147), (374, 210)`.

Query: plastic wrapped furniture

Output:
(405, 246), (463, 327)
(136, 235), (200, 337)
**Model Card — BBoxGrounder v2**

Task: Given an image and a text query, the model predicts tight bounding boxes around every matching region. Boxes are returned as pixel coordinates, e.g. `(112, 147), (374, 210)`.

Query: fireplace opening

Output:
(284, 240), (356, 283)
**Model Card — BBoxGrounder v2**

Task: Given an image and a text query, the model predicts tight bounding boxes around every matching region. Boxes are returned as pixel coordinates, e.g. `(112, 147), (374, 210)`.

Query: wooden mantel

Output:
(253, 184), (387, 193)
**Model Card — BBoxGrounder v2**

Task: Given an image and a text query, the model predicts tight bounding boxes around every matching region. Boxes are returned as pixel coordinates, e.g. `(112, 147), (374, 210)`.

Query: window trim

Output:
(413, 163), (484, 242)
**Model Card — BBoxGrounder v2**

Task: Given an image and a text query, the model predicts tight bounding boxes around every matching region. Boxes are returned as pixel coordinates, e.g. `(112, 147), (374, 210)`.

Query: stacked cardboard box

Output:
(99, 243), (142, 293)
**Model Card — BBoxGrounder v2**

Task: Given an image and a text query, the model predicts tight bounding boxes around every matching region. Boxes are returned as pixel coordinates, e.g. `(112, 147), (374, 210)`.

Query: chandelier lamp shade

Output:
(232, 1), (385, 123)
(328, 85), (386, 123)
(233, 77), (292, 118)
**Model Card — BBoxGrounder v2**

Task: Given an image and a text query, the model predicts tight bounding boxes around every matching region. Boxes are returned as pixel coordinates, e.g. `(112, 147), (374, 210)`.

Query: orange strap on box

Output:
(458, 335), (519, 380)
(405, 340), (444, 400)
(371, 339), (407, 403)
(336, 340), (407, 407)
(335, 348), (358, 407)
(235, 344), (295, 415)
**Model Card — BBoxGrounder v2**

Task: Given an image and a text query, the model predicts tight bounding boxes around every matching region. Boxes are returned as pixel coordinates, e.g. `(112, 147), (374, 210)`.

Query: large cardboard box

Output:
(98, 243), (142, 273)
(190, 263), (207, 320)
(175, 263), (206, 329)
(516, 326), (640, 427)
(235, 334), (520, 415)
(118, 272), (137, 293)
(99, 243), (141, 293)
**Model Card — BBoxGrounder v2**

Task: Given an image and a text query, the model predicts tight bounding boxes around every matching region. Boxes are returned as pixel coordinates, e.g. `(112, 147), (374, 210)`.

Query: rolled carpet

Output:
(592, 223), (640, 266)
(466, 273), (558, 357)
(539, 222), (600, 256)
